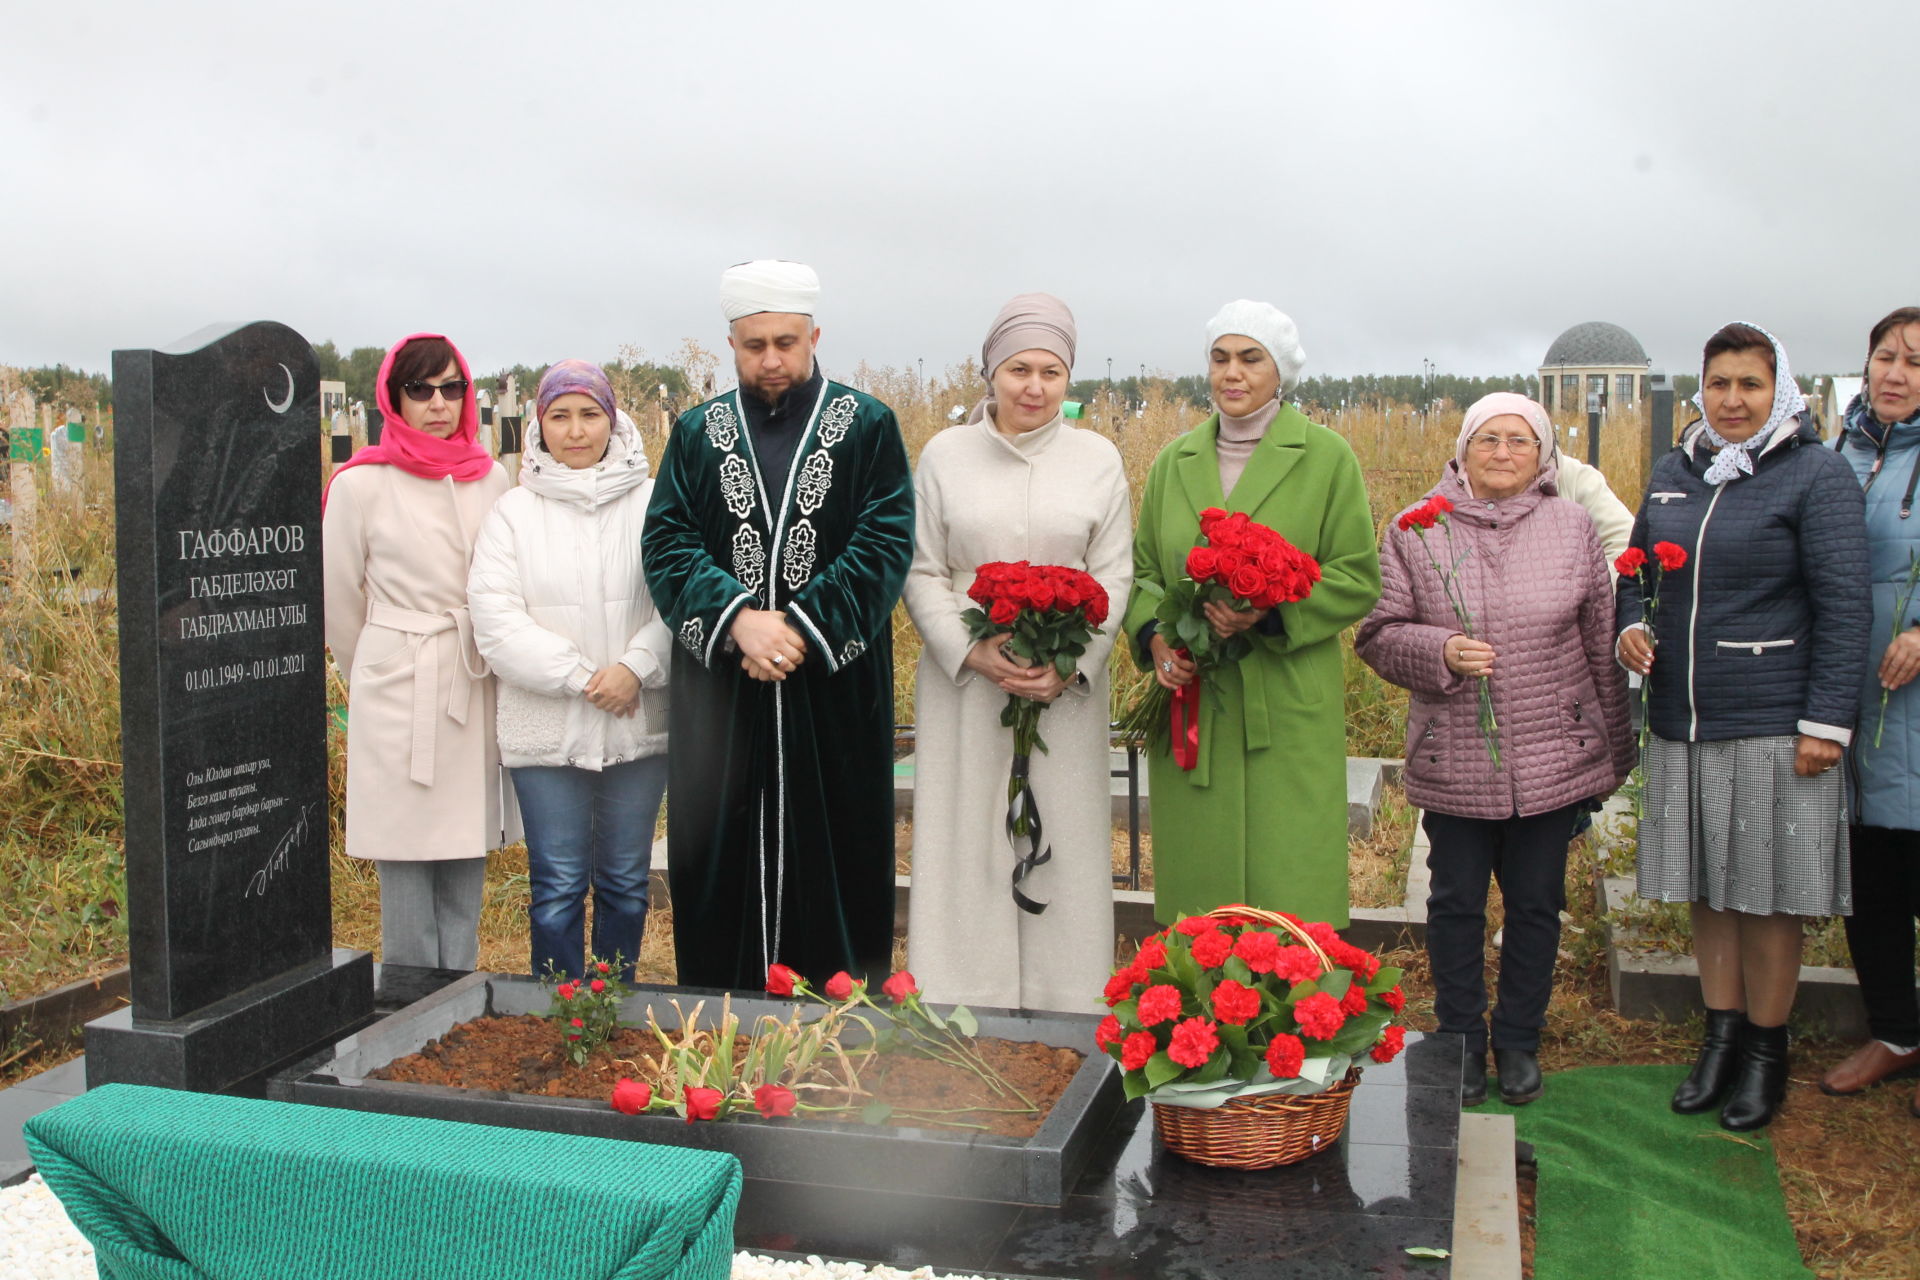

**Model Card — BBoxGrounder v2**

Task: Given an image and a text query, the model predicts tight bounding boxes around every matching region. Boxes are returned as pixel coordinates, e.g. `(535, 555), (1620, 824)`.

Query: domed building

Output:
(1538, 321), (1650, 415)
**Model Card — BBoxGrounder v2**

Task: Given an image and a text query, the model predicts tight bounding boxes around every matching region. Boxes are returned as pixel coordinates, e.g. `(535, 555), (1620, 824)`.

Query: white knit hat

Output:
(1205, 300), (1306, 391)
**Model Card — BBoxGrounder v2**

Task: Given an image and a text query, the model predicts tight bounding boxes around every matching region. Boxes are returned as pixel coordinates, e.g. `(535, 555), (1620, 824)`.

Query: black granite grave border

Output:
(289, 972), (1125, 1207)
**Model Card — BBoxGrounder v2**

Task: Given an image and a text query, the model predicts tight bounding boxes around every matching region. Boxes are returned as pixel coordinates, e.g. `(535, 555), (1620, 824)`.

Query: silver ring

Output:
(1161, 660), (1173, 674)
(773, 654), (784, 665)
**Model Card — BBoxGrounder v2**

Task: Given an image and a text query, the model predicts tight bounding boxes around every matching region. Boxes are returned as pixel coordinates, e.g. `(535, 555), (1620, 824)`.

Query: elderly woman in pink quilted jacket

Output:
(1356, 392), (1632, 1108)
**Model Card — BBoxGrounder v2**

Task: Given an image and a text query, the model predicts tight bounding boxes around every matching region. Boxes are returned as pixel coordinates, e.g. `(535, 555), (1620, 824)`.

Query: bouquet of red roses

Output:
(960, 561), (1110, 914)
(1095, 904), (1404, 1107)
(1119, 508), (1321, 768)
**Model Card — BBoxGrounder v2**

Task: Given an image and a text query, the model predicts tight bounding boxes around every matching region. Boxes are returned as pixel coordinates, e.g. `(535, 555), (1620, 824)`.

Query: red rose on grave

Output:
(1095, 1015), (1125, 1053)
(1228, 564), (1267, 601)
(1613, 547), (1648, 577)
(1135, 939), (1168, 972)
(683, 1086), (723, 1123)
(753, 1084), (798, 1118)
(1210, 980), (1262, 1026)
(1381, 985), (1407, 1013)
(1173, 916), (1215, 937)
(1186, 546), (1221, 581)
(1339, 985), (1369, 1017)
(557, 983), (576, 1001)
(1654, 541), (1688, 573)
(882, 970), (919, 1003)
(1231, 931), (1279, 973)
(610, 1078), (652, 1114)
(824, 971), (855, 1001)
(1104, 966), (1144, 1006)
(1371, 1025), (1407, 1064)
(989, 598), (1020, 626)
(1189, 927), (1234, 969)
(589, 979), (605, 994)
(1272, 946), (1323, 984)
(1120, 1031), (1158, 1073)
(765, 964), (800, 997)
(1294, 991), (1348, 1040)
(1136, 983), (1185, 1027)
(1266, 1032), (1307, 1078)
(1167, 1016), (1221, 1069)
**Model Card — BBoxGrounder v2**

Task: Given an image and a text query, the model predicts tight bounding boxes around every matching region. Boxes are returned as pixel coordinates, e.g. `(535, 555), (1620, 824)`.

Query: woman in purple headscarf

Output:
(468, 360), (672, 981)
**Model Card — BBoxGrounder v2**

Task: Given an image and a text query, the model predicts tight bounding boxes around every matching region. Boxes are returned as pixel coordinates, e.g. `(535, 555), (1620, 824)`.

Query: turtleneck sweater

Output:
(1216, 396), (1283, 498)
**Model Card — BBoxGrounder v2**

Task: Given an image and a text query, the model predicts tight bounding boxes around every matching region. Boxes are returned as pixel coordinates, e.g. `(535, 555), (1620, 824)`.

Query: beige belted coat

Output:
(323, 462), (518, 861)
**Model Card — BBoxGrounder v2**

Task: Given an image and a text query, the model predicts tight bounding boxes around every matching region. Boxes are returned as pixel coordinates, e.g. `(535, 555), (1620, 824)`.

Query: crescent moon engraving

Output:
(263, 363), (295, 414)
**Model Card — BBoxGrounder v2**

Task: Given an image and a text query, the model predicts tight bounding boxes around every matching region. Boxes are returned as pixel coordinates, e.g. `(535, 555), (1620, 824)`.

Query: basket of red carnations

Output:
(1095, 904), (1406, 1169)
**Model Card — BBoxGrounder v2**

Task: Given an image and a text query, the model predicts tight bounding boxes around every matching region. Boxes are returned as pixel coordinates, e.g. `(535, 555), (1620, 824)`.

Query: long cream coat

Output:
(323, 463), (516, 861)
(903, 414), (1132, 1012)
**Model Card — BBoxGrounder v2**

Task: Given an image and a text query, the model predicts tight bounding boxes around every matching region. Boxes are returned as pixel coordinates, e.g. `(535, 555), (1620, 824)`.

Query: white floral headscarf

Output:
(1693, 321), (1807, 487)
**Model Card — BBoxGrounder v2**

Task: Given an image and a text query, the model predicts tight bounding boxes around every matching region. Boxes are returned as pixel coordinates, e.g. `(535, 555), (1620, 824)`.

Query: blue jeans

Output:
(510, 756), (667, 982)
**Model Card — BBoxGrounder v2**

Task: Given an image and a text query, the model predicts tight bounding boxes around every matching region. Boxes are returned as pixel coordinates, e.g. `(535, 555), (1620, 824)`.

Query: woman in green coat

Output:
(1123, 301), (1381, 927)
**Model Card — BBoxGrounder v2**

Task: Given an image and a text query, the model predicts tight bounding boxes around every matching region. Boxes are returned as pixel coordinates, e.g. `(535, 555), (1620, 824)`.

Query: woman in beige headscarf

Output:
(904, 294), (1132, 1012)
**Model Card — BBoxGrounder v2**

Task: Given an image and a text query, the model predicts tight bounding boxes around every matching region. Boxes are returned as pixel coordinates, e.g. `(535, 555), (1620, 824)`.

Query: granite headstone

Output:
(88, 320), (371, 1091)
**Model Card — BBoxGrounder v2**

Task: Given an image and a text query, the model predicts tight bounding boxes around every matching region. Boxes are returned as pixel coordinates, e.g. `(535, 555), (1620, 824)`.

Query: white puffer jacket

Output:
(469, 412), (670, 769)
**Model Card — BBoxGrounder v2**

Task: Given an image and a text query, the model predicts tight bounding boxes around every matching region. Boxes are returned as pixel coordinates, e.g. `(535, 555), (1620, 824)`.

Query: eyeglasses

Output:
(1465, 433), (1541, 454)
(401, 378), (469, 404)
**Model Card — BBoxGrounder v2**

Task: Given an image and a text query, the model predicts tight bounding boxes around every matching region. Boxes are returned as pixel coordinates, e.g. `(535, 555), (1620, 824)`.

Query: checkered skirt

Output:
(1636, 733), (1852, 916)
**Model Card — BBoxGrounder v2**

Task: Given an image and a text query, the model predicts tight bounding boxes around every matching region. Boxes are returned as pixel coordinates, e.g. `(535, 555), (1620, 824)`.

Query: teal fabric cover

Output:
(23, 1084), (740, 1280)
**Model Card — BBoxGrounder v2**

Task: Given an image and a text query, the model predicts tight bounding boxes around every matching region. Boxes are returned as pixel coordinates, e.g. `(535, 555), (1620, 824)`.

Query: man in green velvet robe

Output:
(643, 261), (913, 990)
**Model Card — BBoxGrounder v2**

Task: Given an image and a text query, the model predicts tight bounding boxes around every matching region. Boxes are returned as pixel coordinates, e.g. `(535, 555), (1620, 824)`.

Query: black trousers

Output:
(1844, 824), (1920, 1046)
(1424, 804), (1582, 1053)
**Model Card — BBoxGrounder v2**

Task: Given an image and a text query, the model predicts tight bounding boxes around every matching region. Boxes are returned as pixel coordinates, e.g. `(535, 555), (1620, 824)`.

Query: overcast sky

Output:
(3, 1), (1912, 387)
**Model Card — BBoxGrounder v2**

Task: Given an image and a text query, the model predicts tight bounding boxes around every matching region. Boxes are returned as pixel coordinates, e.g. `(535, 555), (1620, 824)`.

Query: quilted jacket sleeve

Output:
(1797, 451), (1872, 734)
(1354, 523), (1469, 700)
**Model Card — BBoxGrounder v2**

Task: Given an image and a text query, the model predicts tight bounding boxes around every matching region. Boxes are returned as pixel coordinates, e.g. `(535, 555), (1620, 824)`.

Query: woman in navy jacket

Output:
(1618, 322), (1871, 1131)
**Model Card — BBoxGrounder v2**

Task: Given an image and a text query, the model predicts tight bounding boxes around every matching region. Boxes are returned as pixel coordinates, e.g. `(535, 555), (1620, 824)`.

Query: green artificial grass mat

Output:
(1481, 1064), (1811, 1280)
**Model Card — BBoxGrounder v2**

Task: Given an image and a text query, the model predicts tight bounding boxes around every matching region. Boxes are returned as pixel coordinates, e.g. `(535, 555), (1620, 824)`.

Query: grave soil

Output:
(369, 1013), (1083, 1139)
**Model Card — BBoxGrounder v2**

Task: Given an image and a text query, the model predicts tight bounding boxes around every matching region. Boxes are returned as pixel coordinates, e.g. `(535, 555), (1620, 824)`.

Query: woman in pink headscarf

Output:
(323, 334), (514, 972)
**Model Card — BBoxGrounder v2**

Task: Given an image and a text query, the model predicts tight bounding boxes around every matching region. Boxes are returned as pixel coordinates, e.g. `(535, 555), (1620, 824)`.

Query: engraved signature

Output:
(245, 802), (313, 899)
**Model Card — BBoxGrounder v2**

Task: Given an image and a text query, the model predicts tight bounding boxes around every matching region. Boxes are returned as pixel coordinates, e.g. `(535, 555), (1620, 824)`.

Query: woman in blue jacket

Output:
(1617, 322), (1871, 1131)
(1824, 306), (1920, 1117)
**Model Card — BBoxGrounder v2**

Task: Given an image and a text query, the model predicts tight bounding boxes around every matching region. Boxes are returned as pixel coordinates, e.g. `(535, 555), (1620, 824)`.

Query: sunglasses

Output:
(401, 378), (470, 404)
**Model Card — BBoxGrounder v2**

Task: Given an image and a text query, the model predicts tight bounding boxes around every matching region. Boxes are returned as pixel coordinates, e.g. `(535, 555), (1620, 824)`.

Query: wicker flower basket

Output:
(1151, 1067), (1361, 1169)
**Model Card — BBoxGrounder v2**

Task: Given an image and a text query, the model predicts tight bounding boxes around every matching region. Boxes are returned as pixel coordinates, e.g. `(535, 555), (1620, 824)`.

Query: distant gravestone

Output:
(88, 320), (371, 1092)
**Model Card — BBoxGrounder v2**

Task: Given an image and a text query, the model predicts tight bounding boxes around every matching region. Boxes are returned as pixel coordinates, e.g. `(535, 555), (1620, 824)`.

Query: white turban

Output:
(721, 260), (820, 322)
(1205, 300), (1307, 392)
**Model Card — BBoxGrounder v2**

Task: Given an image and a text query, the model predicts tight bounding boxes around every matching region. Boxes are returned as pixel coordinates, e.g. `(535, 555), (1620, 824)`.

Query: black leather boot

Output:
(1462, 1050), (1488, 1107)
(1672, 1008), (1744, 1114)
(1495, 1048), (1543, 1105)
(1720, 1021), (1790, 1132)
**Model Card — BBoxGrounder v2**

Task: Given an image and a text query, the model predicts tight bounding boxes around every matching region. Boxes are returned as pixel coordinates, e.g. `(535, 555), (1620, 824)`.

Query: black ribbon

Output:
(1005, 750), (1051, 914)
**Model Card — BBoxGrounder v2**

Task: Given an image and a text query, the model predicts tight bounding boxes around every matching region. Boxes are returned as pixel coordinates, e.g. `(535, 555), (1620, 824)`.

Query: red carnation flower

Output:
(1370, 1025), (1407, 1064)
(1266, 1032), (1307, 1078)
(1398, 500), (1440, 532)
(610, 1077), (652, 1114)
(1294, 991), (1348, 1040)
(1120, 1031), (1157, 1072)
(753, 1084), (798, 1118)
(1186, 546), (1221, 581)
(1381, 985), (1407, 1012)
(1173, 916), (1215, 937)
(1654, 541), (1688, 572)
(1614, 546), (1648, 576)
(882, 970), (919, 1003)
(1136, 983), (1184, 1027)
(1272, 946), (1323, 983)
(1135, 939), (1168, 971)
(1189, 927), (1233, 969)
(1167, 1016), (1221, 1069)
(1340, 984), (1369, 1017)
(1304, 921), (1340, 950)
(765, 964), (800, 997)
(1104, 966), (1144, 1006)
(824, 971), (856, 1001)
(1232, 930), (1281, 973)
(1210, 979), (1262, 1026)
(1429, 495), (1454, 515)
(683, 1086), (723, 1123)
(1095, 1014), (1125, 1053)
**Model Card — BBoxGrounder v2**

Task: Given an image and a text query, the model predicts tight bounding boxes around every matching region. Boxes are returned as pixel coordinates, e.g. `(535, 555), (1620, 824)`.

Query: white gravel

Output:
(0, 1175), (1013, 1280)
